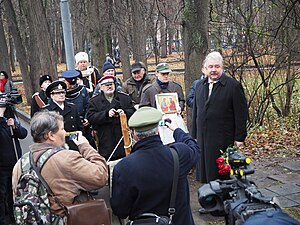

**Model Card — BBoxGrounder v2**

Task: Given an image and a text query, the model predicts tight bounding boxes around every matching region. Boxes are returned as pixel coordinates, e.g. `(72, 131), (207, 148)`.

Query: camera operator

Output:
(0, 99), (27, 224)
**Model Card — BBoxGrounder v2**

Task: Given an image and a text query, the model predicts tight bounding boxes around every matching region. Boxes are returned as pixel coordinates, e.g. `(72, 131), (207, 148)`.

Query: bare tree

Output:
(3, 0), (31, 102)
(0, 10), (11, 77)
(182, 0), (209, 129)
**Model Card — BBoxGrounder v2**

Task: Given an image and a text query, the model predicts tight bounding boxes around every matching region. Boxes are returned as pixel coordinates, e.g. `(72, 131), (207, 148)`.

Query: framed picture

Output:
(155, 93), (179, 114)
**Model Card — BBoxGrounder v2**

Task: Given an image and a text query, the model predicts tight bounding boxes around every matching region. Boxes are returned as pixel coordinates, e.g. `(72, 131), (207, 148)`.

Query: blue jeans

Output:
(0, 169), (14, 225)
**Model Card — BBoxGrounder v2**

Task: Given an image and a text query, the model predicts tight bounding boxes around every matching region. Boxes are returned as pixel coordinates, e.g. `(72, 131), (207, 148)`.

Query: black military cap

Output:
(45, 80), (67, 97)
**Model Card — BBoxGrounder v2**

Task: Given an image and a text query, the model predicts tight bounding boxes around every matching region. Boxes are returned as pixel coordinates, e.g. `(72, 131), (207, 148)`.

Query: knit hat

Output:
(75, 52), (89, 64)
(102, 62), (115, 73)
(39, 75), (52, 86)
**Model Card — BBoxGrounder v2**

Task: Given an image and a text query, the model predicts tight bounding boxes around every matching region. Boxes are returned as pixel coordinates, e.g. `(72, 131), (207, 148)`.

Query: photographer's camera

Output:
(0, 89), (22, 107)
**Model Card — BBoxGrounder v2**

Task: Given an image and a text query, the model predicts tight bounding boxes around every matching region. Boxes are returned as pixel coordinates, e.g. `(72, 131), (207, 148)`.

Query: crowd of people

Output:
(0, 51), (298, 225)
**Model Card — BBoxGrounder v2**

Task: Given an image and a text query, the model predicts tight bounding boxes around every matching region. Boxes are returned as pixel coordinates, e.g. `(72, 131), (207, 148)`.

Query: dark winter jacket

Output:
(65, 85), (90, 119)
(30, 90), (49, 117)
(122, 75), (152, 105)
(110, 128), (200, 225)
(87, 91), (135, 160)
(0, 117), (27, 169)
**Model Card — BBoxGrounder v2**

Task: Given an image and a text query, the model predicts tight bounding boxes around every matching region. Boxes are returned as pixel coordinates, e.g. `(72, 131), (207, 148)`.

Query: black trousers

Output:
(0, 169), (14, 225)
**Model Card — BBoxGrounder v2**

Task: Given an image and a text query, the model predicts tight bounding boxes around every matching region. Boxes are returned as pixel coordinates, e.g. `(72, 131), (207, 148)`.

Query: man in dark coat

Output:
(122, 62), (152, 109)
(0, 101), (27, 224)
(43, 80), (83, 150)
(110, 107), (200, 225)
(192, 51), (248, 183)
(87, 75), (135, 160)
(30, 74), (52, 117)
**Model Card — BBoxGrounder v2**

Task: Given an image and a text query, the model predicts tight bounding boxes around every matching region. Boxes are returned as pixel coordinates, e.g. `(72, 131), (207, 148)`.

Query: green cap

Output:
(128, 107), (162, 132)
(156, 63), (172, 73)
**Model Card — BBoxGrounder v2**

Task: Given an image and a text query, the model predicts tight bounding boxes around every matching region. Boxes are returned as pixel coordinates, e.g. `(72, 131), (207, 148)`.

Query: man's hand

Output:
(7, 118), (16, 129)
(165, 118), (179, 131)
(82, 118), (89, 126)
(116, 109), (124, 115)
(108, 108), (117, 117)
(73, 131), (89, 146)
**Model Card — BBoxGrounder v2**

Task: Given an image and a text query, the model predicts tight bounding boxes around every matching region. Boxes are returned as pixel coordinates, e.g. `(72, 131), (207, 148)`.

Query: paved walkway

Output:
(260, 159), (300, 208)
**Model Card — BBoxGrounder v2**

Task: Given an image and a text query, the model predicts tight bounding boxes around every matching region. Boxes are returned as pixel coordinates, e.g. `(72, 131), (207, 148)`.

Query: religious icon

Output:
(155, 93), (179, 114)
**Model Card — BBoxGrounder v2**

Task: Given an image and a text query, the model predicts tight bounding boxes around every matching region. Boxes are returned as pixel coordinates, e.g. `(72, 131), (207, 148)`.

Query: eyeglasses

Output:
(51, 91), (66, 95)
(102, 82), (114, 87)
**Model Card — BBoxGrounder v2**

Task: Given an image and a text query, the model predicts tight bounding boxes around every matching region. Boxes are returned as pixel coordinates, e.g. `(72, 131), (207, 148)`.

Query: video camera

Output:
(0, 89), (22, 107)
(198, 147), (280, 225)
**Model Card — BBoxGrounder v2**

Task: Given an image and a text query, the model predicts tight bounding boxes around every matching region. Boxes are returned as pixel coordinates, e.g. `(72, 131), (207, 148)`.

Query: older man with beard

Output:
(192, 51), (248, 183)
(87, 75), (135, 160)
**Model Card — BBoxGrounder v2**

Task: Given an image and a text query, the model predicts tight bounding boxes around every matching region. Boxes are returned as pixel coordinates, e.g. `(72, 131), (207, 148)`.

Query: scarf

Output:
(156, 78), (169, 89)
(0, 79), (8, 92)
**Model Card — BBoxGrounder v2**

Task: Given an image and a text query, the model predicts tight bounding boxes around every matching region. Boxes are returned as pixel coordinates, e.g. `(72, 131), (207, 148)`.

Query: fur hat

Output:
(39, 75), (52, 86)
(75, 52), (89, 64)
(102, 62), (115, 73)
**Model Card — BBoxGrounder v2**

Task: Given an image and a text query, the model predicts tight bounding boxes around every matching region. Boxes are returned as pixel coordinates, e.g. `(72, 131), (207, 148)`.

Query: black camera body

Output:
(198, 148), (279, 225)
(0, 89), (22, 107)
(159, 119), (172, 126)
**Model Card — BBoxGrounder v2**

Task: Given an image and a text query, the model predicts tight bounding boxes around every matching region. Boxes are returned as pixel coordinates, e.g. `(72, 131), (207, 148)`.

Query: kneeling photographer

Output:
(0, 94), (27, 224)
(198, 147), (300, 225)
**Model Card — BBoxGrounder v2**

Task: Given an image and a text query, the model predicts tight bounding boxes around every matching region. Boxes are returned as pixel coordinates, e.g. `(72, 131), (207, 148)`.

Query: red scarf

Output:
(0, 79), (8, 92)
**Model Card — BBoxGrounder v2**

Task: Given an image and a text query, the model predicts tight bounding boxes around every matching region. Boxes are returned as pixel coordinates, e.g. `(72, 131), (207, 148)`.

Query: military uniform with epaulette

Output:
(43, 80), (83, 150)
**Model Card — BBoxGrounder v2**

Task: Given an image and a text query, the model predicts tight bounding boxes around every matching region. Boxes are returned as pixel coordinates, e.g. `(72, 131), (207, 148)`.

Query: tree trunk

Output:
(114, 0), (131, 80)
(130, 0), (147, 63)
(160, 15), (167, 58)
(0, 11), (11, 77)
(182, 0), (209, 131)
(3, 0), (31, 103)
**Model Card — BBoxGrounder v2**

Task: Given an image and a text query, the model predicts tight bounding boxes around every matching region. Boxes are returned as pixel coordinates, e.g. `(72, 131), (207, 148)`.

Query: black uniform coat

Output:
(110, 128), (200, 225)
(30, 90), (49, 117)
(191, 74), (248, 183)
(44, 100), (83, 150)
(87, 91), (135, 160)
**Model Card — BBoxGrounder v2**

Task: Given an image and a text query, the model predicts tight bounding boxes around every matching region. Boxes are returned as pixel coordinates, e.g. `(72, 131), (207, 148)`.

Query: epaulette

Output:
(32, 92), (39, 98)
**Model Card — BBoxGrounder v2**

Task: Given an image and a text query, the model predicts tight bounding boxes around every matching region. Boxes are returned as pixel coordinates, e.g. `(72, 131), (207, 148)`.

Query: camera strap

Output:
(168, 146), (179, 222)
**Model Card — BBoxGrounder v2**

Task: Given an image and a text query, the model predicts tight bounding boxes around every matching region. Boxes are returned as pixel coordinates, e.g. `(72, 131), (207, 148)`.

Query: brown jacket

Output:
(12, 142), (108, 216)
